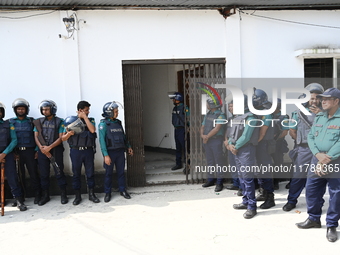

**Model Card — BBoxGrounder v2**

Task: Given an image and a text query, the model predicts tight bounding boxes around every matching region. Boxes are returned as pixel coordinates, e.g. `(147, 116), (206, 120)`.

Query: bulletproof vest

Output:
(262, 114), (275, 141)
(296, 110), (315, 144)
(172, 104), (185, 127)
(203, 110), (222, 136)
(10, 118), (36, 148)
(229, 112), (260, 146)
(225, 115), (235, 138)
(0, 120), (10, 152)
(68, 118), (97, 147)
(102, 119), (126, 150)
(40, 117), (62, 146)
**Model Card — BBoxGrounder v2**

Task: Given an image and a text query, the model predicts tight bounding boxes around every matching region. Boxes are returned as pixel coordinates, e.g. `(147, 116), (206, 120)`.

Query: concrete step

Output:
(146, 174), (187, 185)
(146, 167), (184, 176)
(145, 160), (175, 170)
(144, 151), (175, 162)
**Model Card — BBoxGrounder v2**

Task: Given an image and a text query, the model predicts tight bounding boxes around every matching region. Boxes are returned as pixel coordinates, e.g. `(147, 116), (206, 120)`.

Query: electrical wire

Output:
(0, 10), (58, 19)
(238, 9), (340, 29)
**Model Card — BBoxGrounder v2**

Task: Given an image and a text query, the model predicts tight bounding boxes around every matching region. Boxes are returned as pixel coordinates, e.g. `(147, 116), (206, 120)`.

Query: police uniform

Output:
(99, 118), (131, 195)
(226, 114), (240, 190)
(285, 107), (316, 209)
(172, 103), (189, 168)
(9, 117), (41, 200)
(305, 107), (340, 232)
(34, 116), (67, 192)
(202, 109), (226, 185)
(0, 119), (25, 203)
(67, 118), (97, 192)
(230, 111), (260, 218)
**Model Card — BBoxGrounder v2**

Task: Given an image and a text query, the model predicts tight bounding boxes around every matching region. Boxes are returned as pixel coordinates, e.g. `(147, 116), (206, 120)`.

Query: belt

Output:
(73, 147), (91, 150)
(299, 143), (309, 147)
(18, 147), (27, 151)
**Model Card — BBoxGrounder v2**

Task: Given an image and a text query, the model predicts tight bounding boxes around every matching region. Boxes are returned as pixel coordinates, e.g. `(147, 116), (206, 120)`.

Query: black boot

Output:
(73, 190), (82, 206)
(38, 190), (50, 206)
(16, 196), (27, 211)
(12, 197), (25, 207)
(260, 192), (275, 209)
(34, 190), (41, 204)
(88, 189), (100, 203)
(256, 188), (267, 201)
(60, 188), (68, 205)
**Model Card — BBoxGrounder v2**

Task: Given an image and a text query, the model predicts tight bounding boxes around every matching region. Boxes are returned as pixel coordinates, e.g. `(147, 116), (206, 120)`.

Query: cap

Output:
(317, 88), (340, 99)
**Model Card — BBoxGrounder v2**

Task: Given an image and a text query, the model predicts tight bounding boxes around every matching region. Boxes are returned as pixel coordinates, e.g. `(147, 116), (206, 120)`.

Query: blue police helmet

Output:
(252, 88), (271, 109)
(168, 92), (184, 102)
(305, 83), (324, 94)
(0, 102), (5, 118)
(102, 101), (122, 118)
(207, 97), (222, 109)
(12, 98), (30, 115)
(64, 115), (85, 134)
(39, 100), (57, 115)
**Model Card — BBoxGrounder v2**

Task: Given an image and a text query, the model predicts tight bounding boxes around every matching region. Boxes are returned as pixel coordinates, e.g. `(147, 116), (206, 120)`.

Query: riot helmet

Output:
(12, 98), (30, 116)
(207, 97), (222, 109)
(102, 101), (123, 118)
(64, 116), (85, 134)
(252, 88), (271, 110)
(305, 83), (324, 94)
(0, 102), (5, 119)
(168, 92), (184, 102)
(39, 100), (57, 116)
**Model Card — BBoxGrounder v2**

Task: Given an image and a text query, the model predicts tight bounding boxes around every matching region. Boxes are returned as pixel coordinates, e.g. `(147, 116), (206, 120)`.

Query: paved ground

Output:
(1, 181), (339, 255)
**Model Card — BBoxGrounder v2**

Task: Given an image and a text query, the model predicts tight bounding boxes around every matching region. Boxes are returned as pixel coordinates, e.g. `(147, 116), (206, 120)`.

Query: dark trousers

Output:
(228, 150), (240, 188)
(256, 140), (274, 193)
(70, 147), (95, 190)
(104, 148), (126, 193)
(306, 156), (340, 228)
(3, 152), (22, 198)
(174, 127), (185, 166)
(38, 146), (66, 191)
(17, 147), (40, 193)
(204, 137), (224, 185)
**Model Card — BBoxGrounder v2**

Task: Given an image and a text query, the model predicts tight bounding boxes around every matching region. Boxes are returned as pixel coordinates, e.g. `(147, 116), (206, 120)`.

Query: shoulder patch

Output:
(10, 126), (15, 130)
(99, 125), (104, 130)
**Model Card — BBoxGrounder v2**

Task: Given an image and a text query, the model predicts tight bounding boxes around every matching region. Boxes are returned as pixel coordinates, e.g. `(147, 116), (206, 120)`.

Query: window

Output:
(304, 58), (333, 89)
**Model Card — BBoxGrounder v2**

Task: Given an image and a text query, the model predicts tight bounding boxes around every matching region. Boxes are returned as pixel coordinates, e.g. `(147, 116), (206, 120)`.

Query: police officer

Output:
(99, 101), (133, 202)
(283, 83), (324, 212)
(62, 101), (100, 205)
(270, 98), (290, 190)
(201, 97), (226, 192)
(168, 92), (189, 172)
(230, 93), (262, 219)
(0, 101), (27, 211)
(224, 101), (241, 194)
(10, 98), (41, 204)
(34, 100), (68, 205)
(296, 87), (340, 243)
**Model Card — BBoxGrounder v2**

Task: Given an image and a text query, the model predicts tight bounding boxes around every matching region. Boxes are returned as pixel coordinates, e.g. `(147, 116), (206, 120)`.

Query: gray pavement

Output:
(1, 182), (339, 255)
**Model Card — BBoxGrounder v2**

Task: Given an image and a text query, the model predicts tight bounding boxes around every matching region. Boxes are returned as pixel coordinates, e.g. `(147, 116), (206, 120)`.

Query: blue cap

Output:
(317, 88), (340, 99)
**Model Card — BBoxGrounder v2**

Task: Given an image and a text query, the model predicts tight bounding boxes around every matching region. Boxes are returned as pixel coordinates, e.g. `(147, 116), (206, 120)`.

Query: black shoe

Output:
(73, 190), (82, 206)
(34, 191), (41, 205)
(237, 189), (243, 196)
(259, 193), (275, 209)
(285, 181), (291, 189)
(38, 190), (50, 206)
(202, 181), (215, 188)
(296, 218), (321, 229)
(256, 188), (267, 201)
(12, 197), (25, 207)
(327, 227), (338, 242)
(16, 197), (27, 211)
(233, 203), (248, 210)
(215, 184), (223, 192)
(171, 165), (182, 171)
(226, 184), (239, 190)
(283, 202), (296, 212)
(104, 193), (111, 203)
(120, 191), (131, 199)
(243, 209), (257, 219)
(60, 188), (68, 205)
(88, 189), (100, 203)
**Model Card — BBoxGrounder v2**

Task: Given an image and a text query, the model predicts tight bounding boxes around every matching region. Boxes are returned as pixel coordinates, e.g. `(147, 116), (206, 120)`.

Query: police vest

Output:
(39, 117), (62, 146)
(262, 114), (275, 141)
(67, 118), (97, 148)
(203, 110), (223, 137)
(0, 120), (11, 153)
(102, 119), (126, 150)
(296, 110), (315, 145)
(172, 104), (185, 128)
(229, 112), (260, 146)
(9, 118), (36, 148)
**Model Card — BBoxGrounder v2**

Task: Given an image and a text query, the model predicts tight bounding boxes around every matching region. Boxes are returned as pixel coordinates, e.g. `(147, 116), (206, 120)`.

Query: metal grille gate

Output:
(183, 63), (226, 184)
